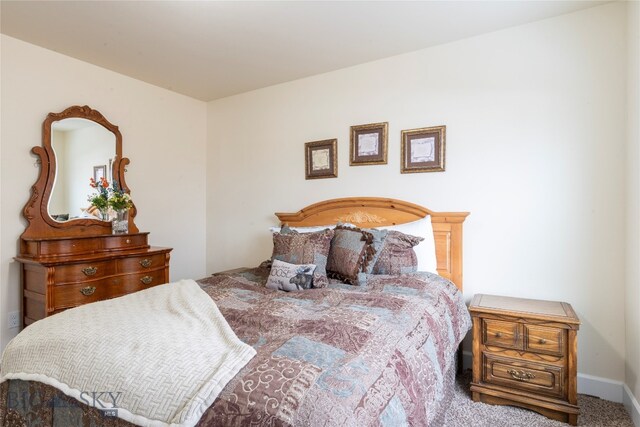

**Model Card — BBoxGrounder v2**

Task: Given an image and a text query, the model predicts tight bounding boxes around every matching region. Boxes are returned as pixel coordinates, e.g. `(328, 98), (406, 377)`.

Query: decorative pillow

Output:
(336, 223), (388, 275)
(380, 216), (437, 273)
(270, 216), (438, 273)
(372, 230), (424, 275)
(266, 259), (317, 292)
(271, 229), (334, 288)
(366, 228), (389, 273)
(326, 225), (376, 285)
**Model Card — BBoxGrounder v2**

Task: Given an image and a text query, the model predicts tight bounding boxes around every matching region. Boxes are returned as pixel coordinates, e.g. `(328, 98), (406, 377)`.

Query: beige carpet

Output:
(444, 371), (634, 427)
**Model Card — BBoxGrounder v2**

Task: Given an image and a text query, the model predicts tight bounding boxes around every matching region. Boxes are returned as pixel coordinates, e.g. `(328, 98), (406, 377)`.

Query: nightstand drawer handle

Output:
(81, 267), (98, 276)
(507, 369), (535, 382)
(140, 276), (153, 285)
(139, 258), (152, 268)
(538, 338), (547, 344)
(80, 286), (96, 296)
(494, 332), (503, 338)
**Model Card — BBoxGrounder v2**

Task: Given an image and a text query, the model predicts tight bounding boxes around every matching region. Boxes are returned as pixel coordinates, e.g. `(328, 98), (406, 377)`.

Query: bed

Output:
(0, 197), (470, 427)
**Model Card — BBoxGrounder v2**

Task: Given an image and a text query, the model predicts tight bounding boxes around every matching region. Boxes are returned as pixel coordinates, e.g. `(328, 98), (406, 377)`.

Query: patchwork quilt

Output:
(0, 269), (471, 427)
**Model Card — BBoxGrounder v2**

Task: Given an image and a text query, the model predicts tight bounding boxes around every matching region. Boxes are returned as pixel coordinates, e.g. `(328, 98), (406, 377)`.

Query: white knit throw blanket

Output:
(0, 279), (256, 427)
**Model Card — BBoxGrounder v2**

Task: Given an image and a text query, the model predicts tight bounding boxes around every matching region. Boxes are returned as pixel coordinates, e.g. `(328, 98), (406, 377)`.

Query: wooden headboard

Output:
(275, 197), (469, 291)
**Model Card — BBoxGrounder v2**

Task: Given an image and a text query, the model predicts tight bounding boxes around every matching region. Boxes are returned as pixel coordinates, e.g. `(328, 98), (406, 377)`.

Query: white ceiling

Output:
(1, 1), (607, 101)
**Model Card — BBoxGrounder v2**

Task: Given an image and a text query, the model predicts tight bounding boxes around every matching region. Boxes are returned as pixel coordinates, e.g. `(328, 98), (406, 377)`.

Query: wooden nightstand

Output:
(469, 294), (580, 425)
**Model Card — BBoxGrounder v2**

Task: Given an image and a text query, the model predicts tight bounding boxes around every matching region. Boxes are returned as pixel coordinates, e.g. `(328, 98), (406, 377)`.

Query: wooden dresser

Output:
(16, 233), (171, 325)
(469, 294), (580, 425)
(15, 105), (173, 327)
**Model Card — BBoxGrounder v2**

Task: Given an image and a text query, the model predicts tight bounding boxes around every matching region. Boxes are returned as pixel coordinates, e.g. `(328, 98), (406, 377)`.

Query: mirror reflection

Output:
(48, 118), (116, 222)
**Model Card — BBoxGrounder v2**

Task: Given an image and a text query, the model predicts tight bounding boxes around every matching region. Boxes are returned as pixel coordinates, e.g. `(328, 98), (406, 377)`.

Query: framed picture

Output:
(93, 165), (106, 182)
(305, 139), (337, 179)
(350, 122), (388, 165)
(401, 125), (446, 173)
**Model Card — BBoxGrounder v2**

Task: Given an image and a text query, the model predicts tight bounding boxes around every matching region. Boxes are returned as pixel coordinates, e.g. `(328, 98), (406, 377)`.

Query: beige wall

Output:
(0, 35), (208, 348)
(626, 0), (640, 410)
(207, 3), (628, 382)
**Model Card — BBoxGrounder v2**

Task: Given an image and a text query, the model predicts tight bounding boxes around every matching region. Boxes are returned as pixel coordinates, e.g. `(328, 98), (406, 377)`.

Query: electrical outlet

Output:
(8, 311), (20, 329)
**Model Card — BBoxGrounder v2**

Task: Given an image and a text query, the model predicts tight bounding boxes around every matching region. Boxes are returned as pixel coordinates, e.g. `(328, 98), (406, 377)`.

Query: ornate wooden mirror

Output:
(16, 106), (171, 325)
(21, 105), (139, 240)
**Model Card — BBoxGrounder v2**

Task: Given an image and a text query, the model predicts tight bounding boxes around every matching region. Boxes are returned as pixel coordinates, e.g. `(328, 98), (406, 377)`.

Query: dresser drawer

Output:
(52, 280), (123, 309)
(483, 319), (522, 349)
(52, 269), (166, 310)
(118, 254), (166, 273)
(38, 239), (90, 257)
(525, 325), (565, 356)
(483, 353), (564, 398)
(32, 234), (151, 257)
(119, 270), (167, 293)
(102, 234), (148, 250)
(54, 260), (117, 284)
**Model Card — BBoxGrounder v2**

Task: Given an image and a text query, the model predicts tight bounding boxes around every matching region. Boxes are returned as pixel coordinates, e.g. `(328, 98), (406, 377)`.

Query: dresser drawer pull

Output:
(139, 259), (153, 268)
(80, 286), (96, 296)
(81, 267), (98, 276)
(538, 338), (547, 344)
(507, 369), (535, 382)
(494, 332), (502, 338)
(140, 276), (153, 285)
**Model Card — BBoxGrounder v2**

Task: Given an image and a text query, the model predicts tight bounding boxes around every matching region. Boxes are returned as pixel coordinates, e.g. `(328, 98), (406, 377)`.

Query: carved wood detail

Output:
(20, 105), (139, 240)
(335, 211), (386, 224)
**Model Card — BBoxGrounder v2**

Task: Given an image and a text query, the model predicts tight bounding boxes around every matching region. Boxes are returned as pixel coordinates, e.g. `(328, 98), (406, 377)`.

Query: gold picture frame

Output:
(401, 125), (446, 173)
(350, 122), (388, 166)
(305, 139), (338, 179)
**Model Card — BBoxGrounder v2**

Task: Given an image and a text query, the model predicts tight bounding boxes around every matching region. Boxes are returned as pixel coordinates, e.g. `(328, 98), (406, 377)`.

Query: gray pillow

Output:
(333, 223), (389, 278)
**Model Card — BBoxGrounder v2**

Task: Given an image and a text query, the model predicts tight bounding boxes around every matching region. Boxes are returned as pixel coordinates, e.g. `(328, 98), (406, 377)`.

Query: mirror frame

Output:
(21, 105), (139, 239)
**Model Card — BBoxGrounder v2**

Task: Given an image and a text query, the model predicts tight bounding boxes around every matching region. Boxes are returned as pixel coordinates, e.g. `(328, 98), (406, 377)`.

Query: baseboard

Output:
(577, 373), (624, 402)
(624, 384), (640, 427)
(461, 351), (635, 407)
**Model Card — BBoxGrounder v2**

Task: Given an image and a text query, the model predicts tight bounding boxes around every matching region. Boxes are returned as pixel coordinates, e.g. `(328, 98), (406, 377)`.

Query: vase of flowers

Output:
(109, 181), (133, 234)
(87, 178), (134, 233)
(88, 177), (110, 221)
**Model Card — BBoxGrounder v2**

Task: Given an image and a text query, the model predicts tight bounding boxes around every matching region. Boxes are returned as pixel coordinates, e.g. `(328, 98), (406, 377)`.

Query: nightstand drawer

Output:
(483, 319), (522, 349)
(483, 353), (563, 398)
(525, 325), (564, 356)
